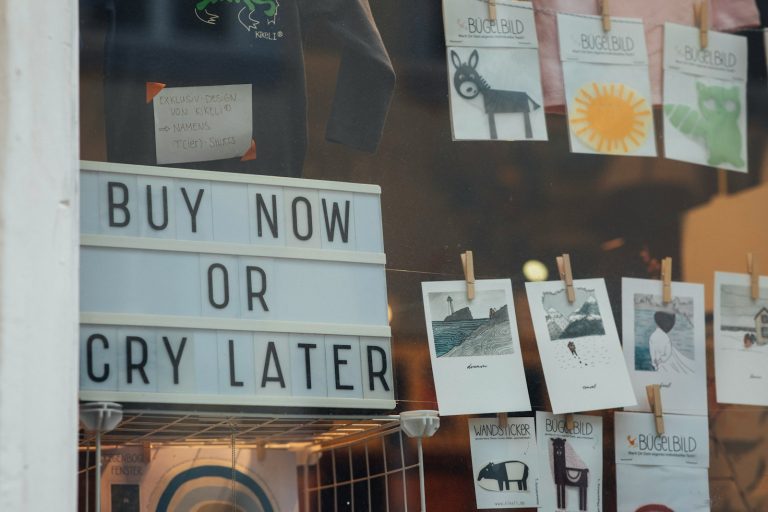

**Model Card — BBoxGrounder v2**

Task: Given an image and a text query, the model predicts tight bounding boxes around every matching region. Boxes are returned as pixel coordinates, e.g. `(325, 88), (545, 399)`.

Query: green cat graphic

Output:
(664, 82), (744, 169)
(196, 0), (277, 18)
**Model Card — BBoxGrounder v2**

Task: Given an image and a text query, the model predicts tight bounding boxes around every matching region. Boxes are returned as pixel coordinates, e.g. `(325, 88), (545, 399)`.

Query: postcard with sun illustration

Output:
(525, 278), (636, 414)
(422, 279), (531, 416)
(557, 13), (657, 157)
(621, 278), (707, 416)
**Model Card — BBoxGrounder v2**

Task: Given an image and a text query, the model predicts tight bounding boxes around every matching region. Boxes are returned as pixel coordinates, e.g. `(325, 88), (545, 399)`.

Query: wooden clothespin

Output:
(497, 413), (508, 428)
(556, 254), (576, 303)
(694, 0), (709, 49)
(142, 441), (153, 463)
(748, 253), (759, 300)
(461, 250), (476, 300)
(661, 257), (672, 304)
(600, 0), (611, 32)
(565, 414), (575, 432)
(488, 0), (497, 22)
(646, 384), (664, 434)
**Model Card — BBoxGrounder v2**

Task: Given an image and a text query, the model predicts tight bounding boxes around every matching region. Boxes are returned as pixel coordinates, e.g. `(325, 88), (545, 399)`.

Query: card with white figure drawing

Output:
(421, 279), (531, 415)
(525, 278), (636, 414)
(714, 272), (768, 406)
(443, 0), (539, 48)
(447, 47), (548, 141)
(469, 417), (539, 509)
(557, 13), (657, 157)
(615, 412), (710, 512)
(536, 411), (602, 512)
(621, 278), (707, 416)
(663, 23), (748, 173)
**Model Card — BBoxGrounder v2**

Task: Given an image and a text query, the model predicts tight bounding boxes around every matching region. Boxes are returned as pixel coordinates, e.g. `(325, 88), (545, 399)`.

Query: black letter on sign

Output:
(181, 187), (204, 233)
(246, 266), (269, 312)
(297, 343), (316, 389)
(86, 334), (110, 383)
(261, 341), (286, 388)
(146, 185), (169, 230)
(333, 345), (354, 390)
(162, 336), (187, 385)
(228, 339), (243, 387)
(367, 346), (390, 391)
(107, 181), (130, 227)
(256, 193), (278, 238)
(291, 196), (313, 241)
(322, 199), (350, 243)
(207, 263), (229, 309)
(126, 336), (149, 384)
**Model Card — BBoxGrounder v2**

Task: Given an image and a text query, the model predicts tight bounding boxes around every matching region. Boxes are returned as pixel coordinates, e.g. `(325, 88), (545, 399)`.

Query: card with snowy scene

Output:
(622, 278), (707, 416)
(525, 278), (636, 414)
(421, 279), (531, 415)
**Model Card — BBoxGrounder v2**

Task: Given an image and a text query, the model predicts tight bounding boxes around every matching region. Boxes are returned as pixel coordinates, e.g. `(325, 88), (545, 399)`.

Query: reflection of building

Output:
(755, 307), (768, 345)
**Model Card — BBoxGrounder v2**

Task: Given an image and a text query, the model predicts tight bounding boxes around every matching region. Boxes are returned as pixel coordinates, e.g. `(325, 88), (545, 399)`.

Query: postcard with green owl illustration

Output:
(663, 23), (748, 173)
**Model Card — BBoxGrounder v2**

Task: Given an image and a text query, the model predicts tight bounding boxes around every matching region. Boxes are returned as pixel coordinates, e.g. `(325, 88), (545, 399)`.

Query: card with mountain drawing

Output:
(525, 278), (636, 414)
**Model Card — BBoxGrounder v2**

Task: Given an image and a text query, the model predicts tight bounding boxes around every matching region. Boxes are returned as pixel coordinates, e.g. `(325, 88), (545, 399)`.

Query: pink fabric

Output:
(533, 0), (761, 111)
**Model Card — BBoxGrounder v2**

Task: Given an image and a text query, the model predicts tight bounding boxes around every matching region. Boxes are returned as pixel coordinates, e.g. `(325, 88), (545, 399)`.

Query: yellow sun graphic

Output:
(569, 82), (652, 154)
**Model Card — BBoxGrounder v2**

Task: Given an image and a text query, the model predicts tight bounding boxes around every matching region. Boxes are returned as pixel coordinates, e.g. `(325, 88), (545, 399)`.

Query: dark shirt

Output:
(83, 0), (395, 177)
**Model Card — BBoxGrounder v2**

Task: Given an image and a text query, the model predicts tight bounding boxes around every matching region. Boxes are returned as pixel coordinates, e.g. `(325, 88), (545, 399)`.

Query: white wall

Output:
(0, 1), (80, 511)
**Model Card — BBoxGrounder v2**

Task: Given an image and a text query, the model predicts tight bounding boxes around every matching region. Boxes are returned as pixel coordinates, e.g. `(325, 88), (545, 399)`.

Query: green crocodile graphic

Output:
(196, 0), (277, 18)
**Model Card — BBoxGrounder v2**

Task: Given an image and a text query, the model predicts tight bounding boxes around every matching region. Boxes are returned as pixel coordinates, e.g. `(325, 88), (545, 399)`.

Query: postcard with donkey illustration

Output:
(444, 1), (547, 141)
(714, 272), (768, 406)
(536, 411), (603, 512)
(663, 23), (748, 173)
(469, 417), (539, 509)
(622, 278), (707, 416)
(421, 279), (530, 416)
(615, 412), (710, 512)
(525, 278), (636, 414)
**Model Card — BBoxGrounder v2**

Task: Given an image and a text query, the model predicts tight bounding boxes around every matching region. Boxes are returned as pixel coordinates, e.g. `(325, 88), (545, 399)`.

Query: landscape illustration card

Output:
(469, 417), (539, 509)
(615, 412), (710, 511)
(621, 278), (707, 415)
(536, 411), (603, 512)
(558, 13), (657, 157)
(447, 46), (547, 141)
(525, 278), (636, 414)
(421, 279), (531, 415)
(663, 23), (748, 173)
(714, 271), (768, 406)
(443, 0), (539, 48)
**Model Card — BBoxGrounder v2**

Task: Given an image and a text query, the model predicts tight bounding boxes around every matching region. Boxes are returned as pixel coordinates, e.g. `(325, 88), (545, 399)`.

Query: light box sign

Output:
(79, 161), (394, 409)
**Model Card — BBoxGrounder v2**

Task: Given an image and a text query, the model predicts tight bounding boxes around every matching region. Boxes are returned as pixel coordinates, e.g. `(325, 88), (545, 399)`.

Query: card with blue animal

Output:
(557, 13), (657, 157)
(663, 23), (748, 173)
(525, 278), (636, 414)
(468, 417), (539, 509)
(536, 411), (603, 512)
(447, 47), (547, 141)
(621, 278), (708, 416)
(421, 279), (531, 416)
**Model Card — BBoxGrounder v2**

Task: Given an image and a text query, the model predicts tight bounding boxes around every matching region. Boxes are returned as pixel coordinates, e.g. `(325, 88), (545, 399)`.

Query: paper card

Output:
(614, 412), (709, 468)
(421, 279), (531, 415)
(536, 411), (603, 512)
(621, 278), (707, 416)
(446, 47), (547, 141)
(442, 0), (539, 48)
(616, 465), (710, 512)
(714, 271), (768, 406)
(557, 13), (657, 157)
(525, 278), (636, 414)
(153, 84), (253, 165)
(468, 417), (539, 509)
(663, 23), (748, 173)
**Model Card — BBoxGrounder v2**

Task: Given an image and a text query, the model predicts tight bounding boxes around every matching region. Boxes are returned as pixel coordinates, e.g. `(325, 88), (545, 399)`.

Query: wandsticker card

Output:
(621, 278), (708, 416)
(468, 417), (539, 509)
(421, 279), (531, 415)
(525, 278), (636, 414)
(557, 13), (657, 157)
(444, 1), (547, 141)
(663, 23), (748, 173)
(714, 271), (768, 406)
(536, 411), (603, 512)
(615, 412), (710, 511)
